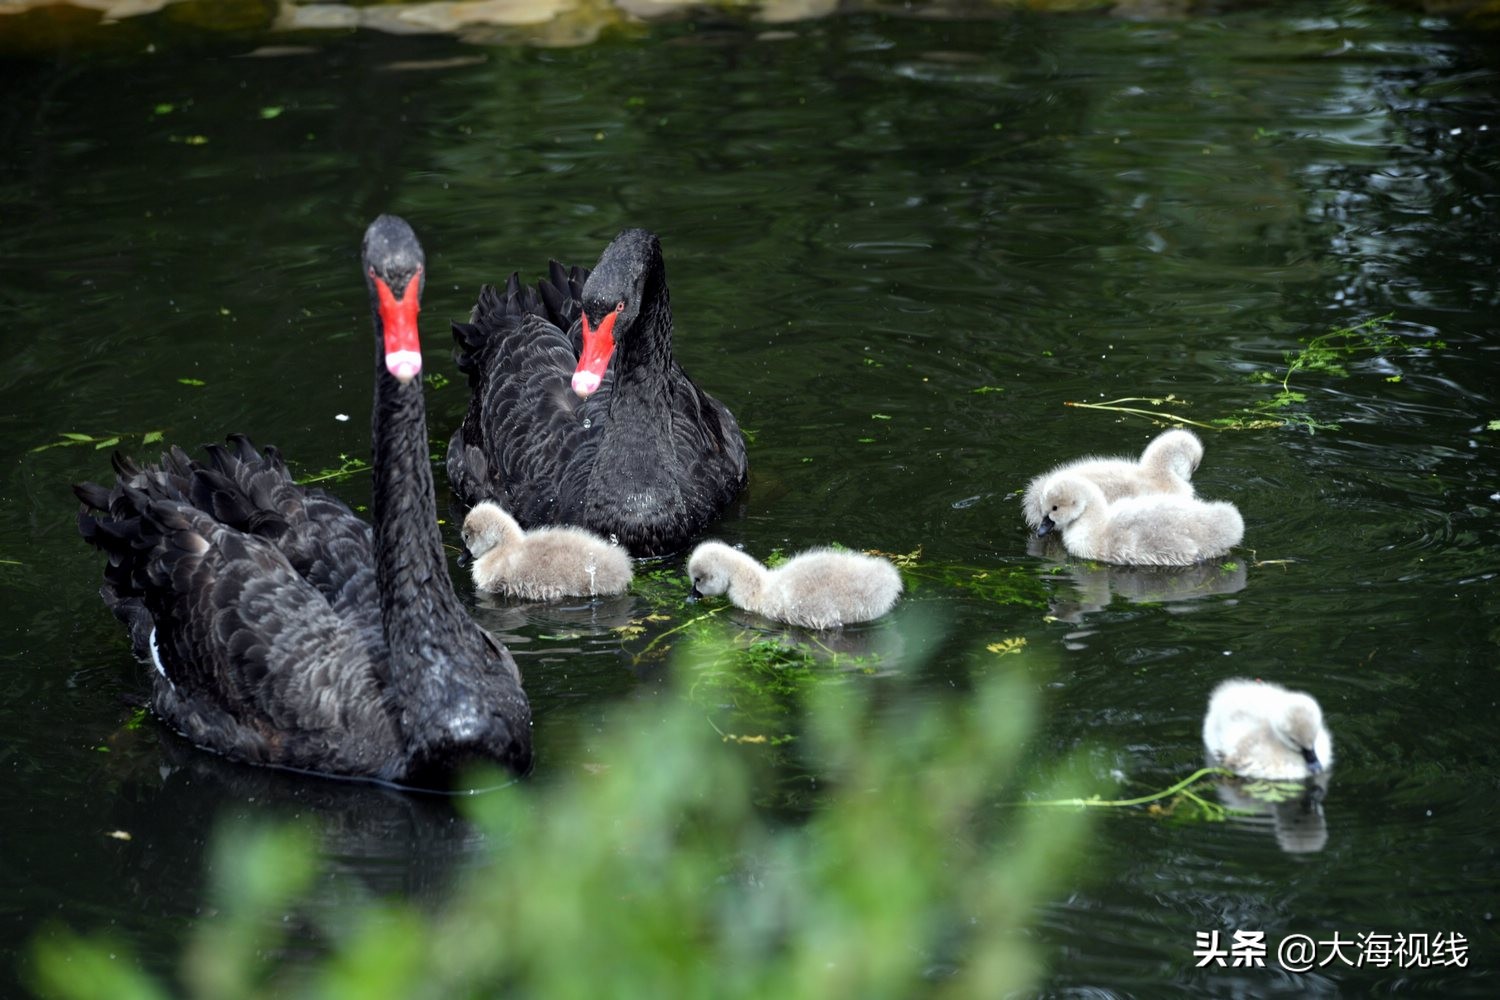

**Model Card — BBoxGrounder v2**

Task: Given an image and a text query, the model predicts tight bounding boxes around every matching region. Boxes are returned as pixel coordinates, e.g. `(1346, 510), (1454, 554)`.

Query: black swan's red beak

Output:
(372, 264), (423, 383)
(573, 305), (618, 398)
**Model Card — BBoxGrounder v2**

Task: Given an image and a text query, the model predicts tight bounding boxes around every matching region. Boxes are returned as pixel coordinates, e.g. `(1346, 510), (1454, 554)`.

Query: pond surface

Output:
(2, 1), (1497, 995)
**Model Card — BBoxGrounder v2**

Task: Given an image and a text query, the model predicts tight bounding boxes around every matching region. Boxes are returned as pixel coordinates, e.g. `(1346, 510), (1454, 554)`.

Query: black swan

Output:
(446, 228), (749, 557)
(73, 215), (533, 787)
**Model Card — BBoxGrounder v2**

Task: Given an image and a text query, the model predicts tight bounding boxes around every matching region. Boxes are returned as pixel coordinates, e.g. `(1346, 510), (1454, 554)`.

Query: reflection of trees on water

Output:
(4, 0), (1088, 50)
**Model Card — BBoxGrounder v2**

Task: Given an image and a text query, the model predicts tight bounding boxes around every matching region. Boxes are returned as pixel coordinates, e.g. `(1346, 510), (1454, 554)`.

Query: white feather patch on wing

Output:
(148, 626), (170, 685)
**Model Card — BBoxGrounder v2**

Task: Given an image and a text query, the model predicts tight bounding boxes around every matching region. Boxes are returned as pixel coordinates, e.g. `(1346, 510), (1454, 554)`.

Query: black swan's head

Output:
(401, 685), (533, 788)
(362, 214), (427, 384)
(572, 228), (665, 398)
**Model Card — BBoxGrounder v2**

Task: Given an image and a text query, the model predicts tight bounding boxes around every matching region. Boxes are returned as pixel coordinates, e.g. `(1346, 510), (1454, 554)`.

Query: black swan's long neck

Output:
(615, 272), (675, 395)
(587, 278), (686, 545)
(370, 364), (470, 670)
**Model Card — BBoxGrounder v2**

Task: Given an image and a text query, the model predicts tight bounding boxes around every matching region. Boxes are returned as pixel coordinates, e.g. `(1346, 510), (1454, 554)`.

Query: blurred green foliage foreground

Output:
(30, 626), (1089, 999)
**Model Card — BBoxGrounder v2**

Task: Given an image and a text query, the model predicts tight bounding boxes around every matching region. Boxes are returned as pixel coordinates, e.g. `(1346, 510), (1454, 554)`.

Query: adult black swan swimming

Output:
(73, 215), (533, 787)
(446, 228), (749, 557)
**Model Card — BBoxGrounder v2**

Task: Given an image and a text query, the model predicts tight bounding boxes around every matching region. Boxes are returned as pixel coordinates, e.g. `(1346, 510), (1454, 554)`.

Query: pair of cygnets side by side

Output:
(461, 503), (903, 630)
(1025, 428), (1244, 567)
(1203, 678), (1333, 781)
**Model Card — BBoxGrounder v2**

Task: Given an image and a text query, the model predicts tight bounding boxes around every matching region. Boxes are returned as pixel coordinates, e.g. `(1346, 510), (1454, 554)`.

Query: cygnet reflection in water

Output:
(1213, 775), (1331, 855)
(1028, 536), (1248, 621)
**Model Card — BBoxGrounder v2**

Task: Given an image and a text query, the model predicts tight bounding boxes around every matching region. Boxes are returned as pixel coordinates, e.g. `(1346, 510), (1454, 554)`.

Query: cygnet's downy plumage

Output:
(461, 500), (633, 600)
(686, 542), (903, 630)
(1022, 428), (1203, 530)
(1203, 678), (1333, 781)
(1036, 473), (1242, 566)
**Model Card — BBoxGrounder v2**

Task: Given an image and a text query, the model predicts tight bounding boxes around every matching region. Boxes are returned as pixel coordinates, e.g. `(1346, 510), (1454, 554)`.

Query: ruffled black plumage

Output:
(74, 215), (532, 787)
(446, 229), (748, 557)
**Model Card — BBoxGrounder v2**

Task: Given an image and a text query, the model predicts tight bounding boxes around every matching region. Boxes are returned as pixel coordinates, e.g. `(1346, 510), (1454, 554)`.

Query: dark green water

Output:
(3, 3), (1497, 995)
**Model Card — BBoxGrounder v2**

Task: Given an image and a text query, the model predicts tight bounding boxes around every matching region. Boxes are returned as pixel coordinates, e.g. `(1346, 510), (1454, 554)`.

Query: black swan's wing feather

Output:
(667, 366), (750, 509)
(76, 437), (386, 686)
(538, 260), (589, 354)
(193, 435), (381, 649)
(76, 484), (400, 776)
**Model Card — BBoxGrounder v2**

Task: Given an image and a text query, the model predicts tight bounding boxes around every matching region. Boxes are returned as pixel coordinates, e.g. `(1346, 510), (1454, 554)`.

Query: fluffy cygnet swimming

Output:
(1203, 678), (1333, 780)
(461, 500), (633, 600)
(685, 541), (903, 630)
(1023, 428), (1203, 530)
(1036, 473), (1242, 566)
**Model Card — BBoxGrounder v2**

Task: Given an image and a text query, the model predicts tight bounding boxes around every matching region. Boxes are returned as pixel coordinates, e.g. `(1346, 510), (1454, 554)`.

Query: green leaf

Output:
(259, 106), (284, 120)
(178, 378), (206, 387)
(93, 438), (120, 450)
(61, 432), (96, 442)
(142, 430), (164, 445)
(32, 928), (171, 1000)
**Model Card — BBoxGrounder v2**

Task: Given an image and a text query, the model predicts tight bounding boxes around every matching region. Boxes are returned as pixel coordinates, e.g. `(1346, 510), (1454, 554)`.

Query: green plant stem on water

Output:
(1019, 766), (1238, 816)
(1063, 314), (1434, 432)
(1063, 397), (1222, 431)
(629, 603), (728, 664)
(295, 455), (371, 485)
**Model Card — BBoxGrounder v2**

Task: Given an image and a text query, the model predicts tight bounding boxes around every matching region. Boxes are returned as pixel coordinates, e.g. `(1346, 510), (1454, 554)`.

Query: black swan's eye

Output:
(614, 301), (625, 313)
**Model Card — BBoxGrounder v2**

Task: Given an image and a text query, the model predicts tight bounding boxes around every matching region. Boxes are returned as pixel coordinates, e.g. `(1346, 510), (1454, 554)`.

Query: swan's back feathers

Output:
(452, 264), (592, 390)
(471, 524), (634, 601)
(1087, 495), (1243, 567)
(1039, 474), (1242, 567)
(767, 548), (903, 629)
(671, 371), (745, 477)
(191, 435), (379, 637)
(538, 260), (589, 347)
(687, 542), (900, 630)
(90, 436), (385, 658)
(75, 476), (401, 776)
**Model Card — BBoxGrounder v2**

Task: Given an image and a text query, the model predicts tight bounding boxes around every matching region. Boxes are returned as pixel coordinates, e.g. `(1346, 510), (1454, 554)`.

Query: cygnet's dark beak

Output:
(1037, 515), (1056, 537)
(1302, 747), (1322, 775)
(686, 586), (702, 604)
(457, 545), (474, 569)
